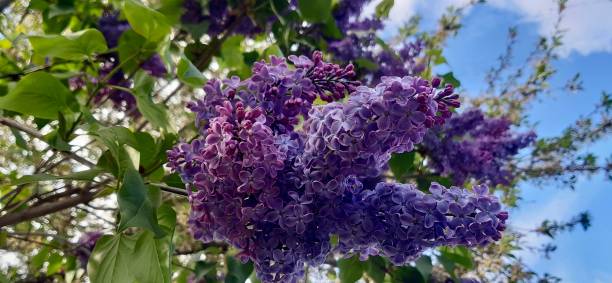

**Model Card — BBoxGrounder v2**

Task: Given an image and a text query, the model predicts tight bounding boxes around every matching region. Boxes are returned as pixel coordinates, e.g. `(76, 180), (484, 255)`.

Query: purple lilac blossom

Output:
(421, 108), (537, 186)
(332, 0), (377, 33)
(74, 231), (103, 268)
(95, 12), (167, 116)
(180, 0), (261, 37)
(140, 54), (167, 78)
(335, 181), (506, 265)
(326, 0), (425, 83)
(297, 75), (459, 181)
(167, 53), (505, 283)
(187, 51), (359, 134)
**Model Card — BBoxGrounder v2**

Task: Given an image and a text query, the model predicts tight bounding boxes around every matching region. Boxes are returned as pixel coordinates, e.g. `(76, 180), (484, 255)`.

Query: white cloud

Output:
(365, 0), (612, 56)
(488, 0), (612, 56)
(363, 0), (473, 32)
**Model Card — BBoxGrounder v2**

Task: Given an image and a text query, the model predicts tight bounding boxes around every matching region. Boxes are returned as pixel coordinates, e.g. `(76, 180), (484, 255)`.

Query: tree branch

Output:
(146, 182), (188, 196)
(0, 179), (111, 228)
(0, 117), (96, 168)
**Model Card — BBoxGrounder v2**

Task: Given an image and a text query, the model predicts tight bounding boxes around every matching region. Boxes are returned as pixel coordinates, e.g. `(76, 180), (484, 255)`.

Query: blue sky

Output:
(367, 0), (612, 282)
(447, 6), (612, 282)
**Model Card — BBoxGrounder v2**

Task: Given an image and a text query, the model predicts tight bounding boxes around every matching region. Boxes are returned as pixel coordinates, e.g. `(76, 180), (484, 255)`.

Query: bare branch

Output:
(0, 179), (111, 228)
(0, 117), (96, 168)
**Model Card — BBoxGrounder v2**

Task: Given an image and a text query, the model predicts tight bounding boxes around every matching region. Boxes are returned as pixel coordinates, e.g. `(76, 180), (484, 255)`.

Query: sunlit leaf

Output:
(338, 256), (364, 283)
(375, 0), (394, 19)
(177, 55), (206, 87)
(117, 168), (165, 237)
(297, 0), (332, 23)
(88, 204), (176, 283)
(122, 0), (171, 42)
(0, 72), (71, 119)
(224, 256), (254, 283)
(29, 29), (108, 60)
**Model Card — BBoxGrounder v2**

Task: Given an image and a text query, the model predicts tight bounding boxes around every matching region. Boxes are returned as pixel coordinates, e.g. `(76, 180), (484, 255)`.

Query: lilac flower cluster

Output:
(332, 0), (377, 33)
(167, 53), (506, 282)
(335, 181), (507, 265)
(298, 75), (459, 181)
(180, 0), (261, 37)
(422, 109), (537, 186)
(326, 0), (425, 82)
(74, 231), (103, 268)
(95, 11), (167, 116)
(187, 51), (359, 134)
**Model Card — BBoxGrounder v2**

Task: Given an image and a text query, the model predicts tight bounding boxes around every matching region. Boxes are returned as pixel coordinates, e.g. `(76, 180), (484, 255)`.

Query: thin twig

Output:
(0, 117), (96, 168)
(146, 182), (188, 196)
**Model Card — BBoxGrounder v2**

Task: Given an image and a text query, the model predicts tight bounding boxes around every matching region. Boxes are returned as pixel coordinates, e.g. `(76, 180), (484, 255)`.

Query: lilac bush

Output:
(167, 52), (507, 282)
(180, 0), (261, 36)
(326, 0), (425, 82)
(95, 11), (167, 116)
(422, 109), (537, 185)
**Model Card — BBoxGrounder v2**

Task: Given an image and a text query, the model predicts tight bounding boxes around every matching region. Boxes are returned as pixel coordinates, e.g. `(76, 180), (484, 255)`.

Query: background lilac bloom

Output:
(422, 108), (536, 185)
(74, 231), (103, 268)
(95, 11), (167, 116)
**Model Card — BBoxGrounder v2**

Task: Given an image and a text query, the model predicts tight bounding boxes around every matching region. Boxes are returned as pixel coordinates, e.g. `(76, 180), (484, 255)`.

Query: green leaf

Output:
(391, 266), (424, 283)
(224, 256), (254, 283)
(365, 256), (387, 283)
(220, 35), (245, 70)
(322, 16), (342, 39)
(388, 152), (415, 179)
(440, 72), (461, 88)
(338, 256), (364, 283)
(134, 203), (176, 282)
(262, 44), (283, 58)
(94, 126), (140, 176)
(355, 58), (379, 71)
(0, 72), (71, 119)
(177, 55), (206, 87)
(123, 144), (141, 170)
(29, 29), (108, 60)
(46, 252), (64, 274)
(158, 0), (184, 25)
(416, 175), (452, 191)
(88, 235), (135, 283)
(182, 22), (210, 40)
(117, 168), (165, 237)
(297, 0), (332, 23)
(375, 0), (394, 19)
(415, 256), (433, 280)
(117, 29), (157, 74)
(31, 246), (50, 270)
(11, 168), (104, 186)
(41, 5), (72, 34)
(44, 130), (71, 151)
(440, 246), (474, 269)
(10, 127), (28, 150)
(194, 260), (217, 281)
(162, 173), (185, 190)
(243, 51), (259, 66)
(133, 132), (157, 169)
(438, 247), (474, 279)
(122, 0), (171, 42)
(0, 52), (21, 75)
(88, 205), (176, 283)
(426, 48), (447, 66)
(133, 72), (173, 131)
